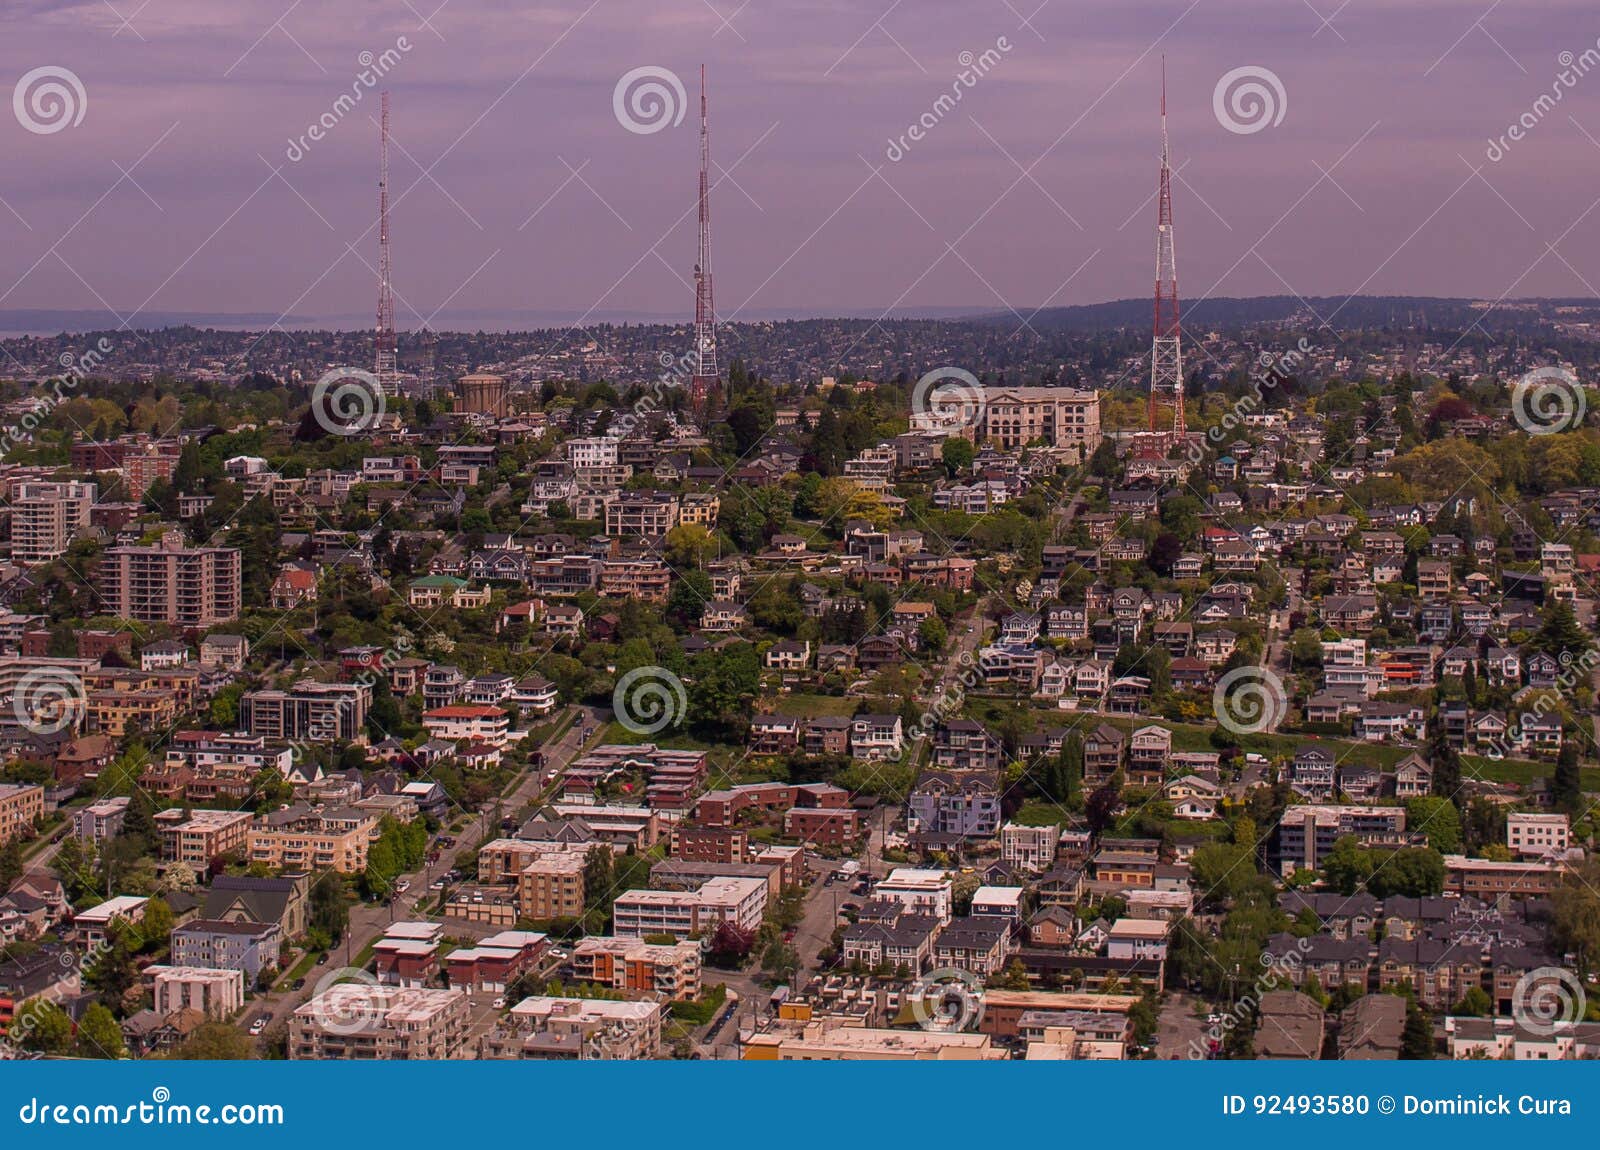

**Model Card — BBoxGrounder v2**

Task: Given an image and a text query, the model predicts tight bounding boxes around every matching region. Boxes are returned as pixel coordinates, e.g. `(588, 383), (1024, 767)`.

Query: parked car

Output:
(248, 1017), (267, 1036)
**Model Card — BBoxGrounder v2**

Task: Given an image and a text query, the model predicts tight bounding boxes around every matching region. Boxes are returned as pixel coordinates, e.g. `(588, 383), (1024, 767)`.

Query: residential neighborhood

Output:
(1, 344), (1599, 1066)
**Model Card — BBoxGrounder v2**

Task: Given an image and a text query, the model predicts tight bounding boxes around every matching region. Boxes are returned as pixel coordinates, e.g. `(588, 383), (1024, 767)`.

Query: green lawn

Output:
(1465, 755), (1600, 791)
(770, 693), (857, 718)
(278, 948), (323, 987)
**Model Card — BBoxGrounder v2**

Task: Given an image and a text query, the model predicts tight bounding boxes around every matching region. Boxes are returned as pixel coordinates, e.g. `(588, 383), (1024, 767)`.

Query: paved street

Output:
(1156, 991), (1210, 1061)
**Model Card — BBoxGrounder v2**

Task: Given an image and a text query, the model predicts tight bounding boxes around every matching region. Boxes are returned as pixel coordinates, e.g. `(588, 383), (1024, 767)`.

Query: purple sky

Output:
(4, 0), (1600, 330)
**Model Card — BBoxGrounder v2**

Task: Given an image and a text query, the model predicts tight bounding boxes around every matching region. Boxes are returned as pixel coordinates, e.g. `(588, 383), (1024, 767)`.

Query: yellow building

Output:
(0, 783), (44, 846)
(517, 853), (586, 920)
(249, 807), (378, 874)
(88, 688), (179, 737)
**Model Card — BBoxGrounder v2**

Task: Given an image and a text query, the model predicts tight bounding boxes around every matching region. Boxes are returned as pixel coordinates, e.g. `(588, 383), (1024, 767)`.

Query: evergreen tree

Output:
(1428, 727), (1463, 806)
(1401, 1001), (1435, 1059)
(1553, 741), (1582, 814)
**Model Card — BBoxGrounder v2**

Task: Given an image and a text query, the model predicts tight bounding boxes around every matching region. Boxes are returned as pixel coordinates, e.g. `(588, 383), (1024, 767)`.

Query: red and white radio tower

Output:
(690, 65), (718, 408)
(1150, 60), (1184, 441)
(375, 90), (398, 396)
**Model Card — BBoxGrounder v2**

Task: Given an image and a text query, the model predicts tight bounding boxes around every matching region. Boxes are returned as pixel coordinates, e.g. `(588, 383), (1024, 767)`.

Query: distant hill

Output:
(987, 296), (1600, 334)
(5, 296), (1598, 338)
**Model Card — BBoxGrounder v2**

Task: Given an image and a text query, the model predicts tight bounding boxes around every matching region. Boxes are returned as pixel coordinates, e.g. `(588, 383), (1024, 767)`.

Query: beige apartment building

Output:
(516, 852), (587, 920)
(290, 986), (470, 1059)
(239, 681), (371, 742)
(10, 480), (96, 563)
(0, 783), (44, 846)
(481, 997), (663, 1060)
(979, 387), (1101, 452)
(156, 808), (253, 870)
(97, 531), (242, 626)
(249, 806), (378, 874)
(603, 492), (680, 539)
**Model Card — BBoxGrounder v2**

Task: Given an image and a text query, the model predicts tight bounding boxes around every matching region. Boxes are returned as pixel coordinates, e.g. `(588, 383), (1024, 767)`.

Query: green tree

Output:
(0, 839), (23, 889)
(166, 1021), (254, 1059)
(1552, 858), (1600, 971)
(1452, 986), (1492, 1017)
(15, 998), (74, 1054)
(664, 523), (716, 570)
(1531, 601), (1592, 662)
(1366, 848), (1446, 898)
(583, 845), (615, 916)
(309, 875), (349, 945)
(1428, 728), (1463, 805)
(138, 897), (176, 951)
(992, 959), (1032, 991)
(1401, 1000), (1435, 1059)
(760, 934), (800, 985)
(1189, 841), (1257, 906)
(1404, 796), (1461, 855)
(1289, 628), (1324, 671)
(940, 436), (975, 476)
(1322, 835), (1373, 895)
(76, 1002), (127, 1059)
(1553, 742), (1582, 814)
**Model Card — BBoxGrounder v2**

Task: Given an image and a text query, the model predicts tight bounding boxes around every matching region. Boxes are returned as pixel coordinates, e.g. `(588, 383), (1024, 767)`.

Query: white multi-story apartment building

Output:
(1507, 812), (1570, 859)
(290, 986), (469, 1060)
(612, 877), (767, 941)
(875, 867), (954, 923)
(1000, 822), (1061, 873)
(565, 437), (620, 469)
(148, 965), (246, 1018)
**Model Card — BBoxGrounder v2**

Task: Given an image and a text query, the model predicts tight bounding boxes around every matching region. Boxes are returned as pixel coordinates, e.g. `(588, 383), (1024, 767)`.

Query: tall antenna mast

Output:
(691, 65), (718, 408)
(1151, 58), (1184, 441)
(376, 90), (398, 396)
